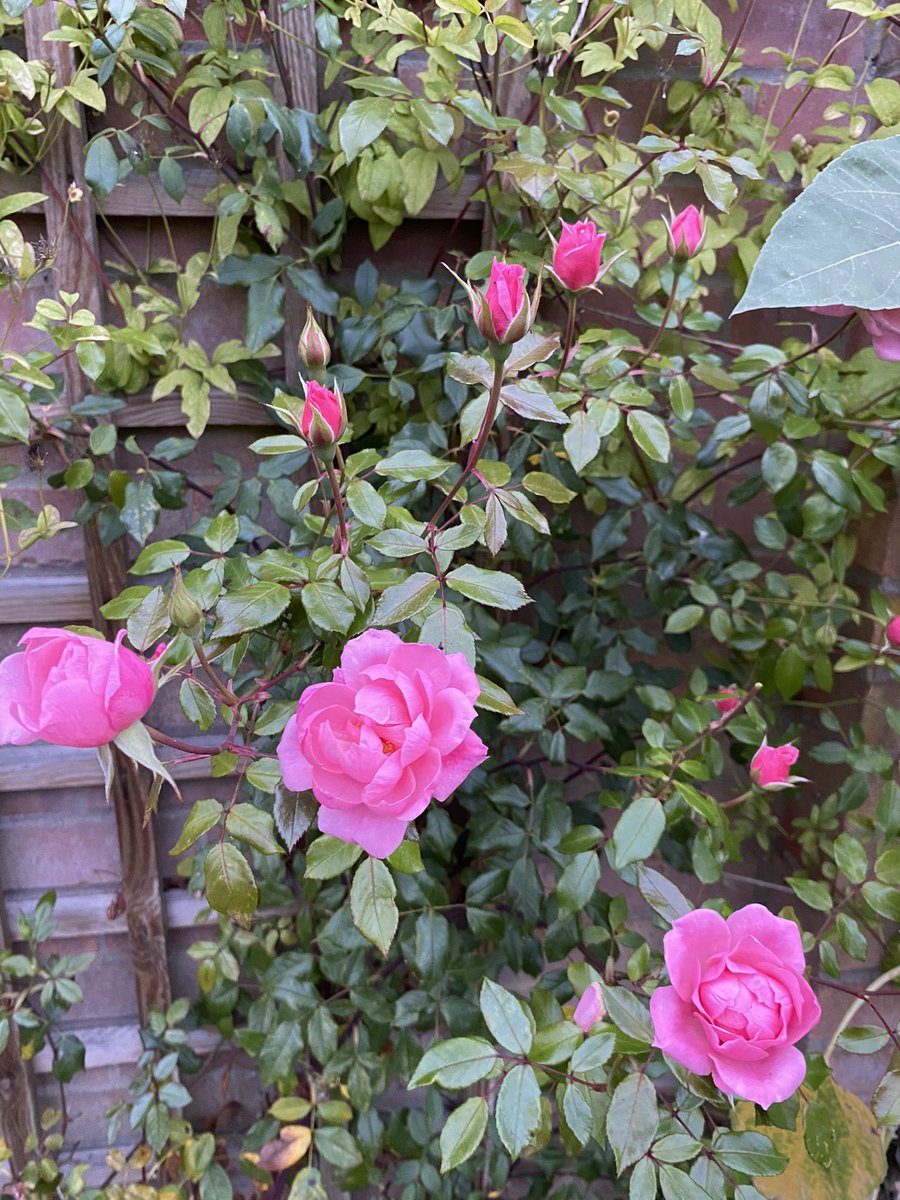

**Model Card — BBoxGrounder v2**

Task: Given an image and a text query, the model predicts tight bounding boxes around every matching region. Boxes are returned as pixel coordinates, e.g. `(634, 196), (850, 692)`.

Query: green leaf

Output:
(113, 720), (176, 790)
(259, 1021), (303, 1084)
(735, 135), (900, 314)
(761, 443), (798, 492)
(627, 410), (671, 463)
(159, 155), (186, 203)
(440, 1097), (488, 1173)
(88, 423), (117, 457)
(564, 410), (601, 474)
(480, 979), (533, 1054)
(274, 788), (314, 851)
(774, 644), (807, 699)
(339, 98), (392, 162)
(500, 382), (568, 424)
(522, 471), (576, 504)
(834, 833), (868, 885)
(374, 572), (439, 625)
(51, 1033), (85, 1083)
(121, 479), (160, 545)
(557, 850), (602, 916)
(601, 985), (654, 1044)
(225, 804), (281, 854)
(658, 1164), (713, 1200)
(495, 1064), (541, 1157)
(786, 876), (832, 912)
(367, 529), (428, 558)
(446, 565), (530, 610)
(476, 674), (523, 715)
(204, 841), (258, 925)
(0, 385), (29, 443)
(711, 1132), (787, 1176)
(636, 866), (692, 925)
(204, 512), (240, 553)
(836, 1025), (889, 1054)
(180, 678), (216, 732)
(250, 435), (308, 455)
(631, 1158), (658, 1200)
(171, 798), (223, 855)
(302, 581), (356, 633)
(347, 479), (387, 528)
(376, 450), (451, 481)
(84, 137), (119, 197)
(609, 797), (665, 869)
(314, 1127), (362, 1171)
(214, 582), (290, 636)
(606, 1073), (659, 1174)
(0, 192), (45, 219)
(665, 605), (705, 634)
(130, 539), (191, 575)
(350, 857), (398, 955)
(408, 1037), (499, 1088)
(305, 835), (362, 879)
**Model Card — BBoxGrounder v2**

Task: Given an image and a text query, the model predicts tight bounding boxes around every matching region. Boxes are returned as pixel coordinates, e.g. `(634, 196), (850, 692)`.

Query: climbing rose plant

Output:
(4, 2), (900, 1199)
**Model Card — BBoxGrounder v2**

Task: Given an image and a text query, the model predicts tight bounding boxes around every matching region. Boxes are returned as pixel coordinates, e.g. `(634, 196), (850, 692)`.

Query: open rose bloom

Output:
(277, 629), (488, 858)
(811, 305), (900, 362)
(650, 905), (821, 1107)
(0, 627), (155, 748)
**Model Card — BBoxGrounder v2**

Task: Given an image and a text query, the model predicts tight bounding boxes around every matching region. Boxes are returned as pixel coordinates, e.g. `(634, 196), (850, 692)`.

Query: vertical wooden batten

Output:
(22, 2), (172, 1023)
(0, 881), (38, 1173)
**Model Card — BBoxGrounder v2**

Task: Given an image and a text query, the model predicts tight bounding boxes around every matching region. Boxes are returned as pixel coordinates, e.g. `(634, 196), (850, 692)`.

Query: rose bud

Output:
(298, 306), (331, 371)
(572, 982), (605, 1033)
(887, 615), (900, 648)
(167, 568), (204, 635)
(666, 204), (705, 261)
(552, 220), (607, 292)
(300, 380), (347, 455)
(714, 688), (740, 716)
(749, 739), (806, 791)
(455, 257), (541, 350)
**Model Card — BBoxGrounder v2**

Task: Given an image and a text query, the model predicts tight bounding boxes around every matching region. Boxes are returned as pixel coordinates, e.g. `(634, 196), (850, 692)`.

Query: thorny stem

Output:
(555, 294), (577, 386)
(428, 354), (507, 535)
(143, 725), (262, 760)
(194, 642), (239, 705)
(324, 458), (349, 554)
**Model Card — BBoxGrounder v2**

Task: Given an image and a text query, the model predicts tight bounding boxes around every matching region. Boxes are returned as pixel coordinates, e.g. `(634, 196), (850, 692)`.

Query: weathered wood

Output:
(0, 876), (38, 1172)
(0, 743), (213, 792)
(113, 393), (273, 428)
(2, 889), (212, 941)
(24, 2), (172, 1025)
(0, 573), (92, 624)
(32, 1025), (220, 1075)
(0, 169), (482, 221)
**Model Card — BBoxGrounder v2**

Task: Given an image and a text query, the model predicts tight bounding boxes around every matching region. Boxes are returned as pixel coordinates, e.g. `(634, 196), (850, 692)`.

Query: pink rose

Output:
(859, 309), (900, 362)
(887, 615), (900, 648)
(479, 259), (530, 345)
(0, 627), (155, 748)
(667, 204), (704, 259)
(277, 629), (488, 858)
(552, 221), (607, 292)
(650, 905), (821, 1107)
(810, 306), (900, 362)
(300, 380), (346, 448)
(749, 739), (803, 790)
(572, 982), (605, 1033)
(714, 689), (740, 716)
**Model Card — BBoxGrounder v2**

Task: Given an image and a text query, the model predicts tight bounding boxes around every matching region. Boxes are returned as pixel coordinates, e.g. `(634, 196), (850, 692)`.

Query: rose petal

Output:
(277, 715), (314, 791)
(664, 909), (730, 1000)
(317, 804), (407, 859)
(709, 1043), (808, 1108)
(650, 986), (713, 1075)
(726, 904), (806, 974)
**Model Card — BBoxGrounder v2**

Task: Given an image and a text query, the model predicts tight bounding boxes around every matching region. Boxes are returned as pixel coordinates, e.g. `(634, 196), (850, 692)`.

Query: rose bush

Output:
(4, 1), (900, 1199)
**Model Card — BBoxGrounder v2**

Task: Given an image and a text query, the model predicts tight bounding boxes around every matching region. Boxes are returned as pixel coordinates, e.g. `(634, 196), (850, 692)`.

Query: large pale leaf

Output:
(734, 136), (900, 313)
(732, 1076), (885, 1200)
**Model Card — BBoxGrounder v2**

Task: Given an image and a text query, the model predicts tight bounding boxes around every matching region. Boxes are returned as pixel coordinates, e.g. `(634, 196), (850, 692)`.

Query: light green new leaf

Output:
(446, 565), (530, 610)
(627, 410), (671, 463)
(305, 835), (362, 879)
(302, 581), (356, 634)
(606, 1073), (659, 1174)
(350, 857), (398, 955)
(339, 98), (392, 162)
(171, 798), (223, 855)
(495, 1064), (541, 1157)
(225, 804), (281, 855)
(480, 978), (533, 1054)
(440, 1097), (488, 1173)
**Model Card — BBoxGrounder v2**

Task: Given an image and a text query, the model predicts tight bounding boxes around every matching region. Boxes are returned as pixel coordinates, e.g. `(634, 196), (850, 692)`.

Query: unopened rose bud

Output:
(572, 982), (605, 1033)
(714, 688), (740, 716)
(552, 220), (607, 292)
(298, 306), (330, 370)
(749, 738), (806, 791)
(887, 615), (900, 648)
(666, 204), (705, 261)
(167, 569), (204, 634)
(300, 380), (347, 457)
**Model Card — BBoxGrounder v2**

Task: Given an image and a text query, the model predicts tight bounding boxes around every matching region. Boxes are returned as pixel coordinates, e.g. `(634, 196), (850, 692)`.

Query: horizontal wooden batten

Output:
(3, 888), (214, 942)
(113, 393), (273, 428)
(0, 167), (483, 222)
(0, 574), (92, 624)
(32, 1023), (220, 1074)
(0, 743), (213, 792)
